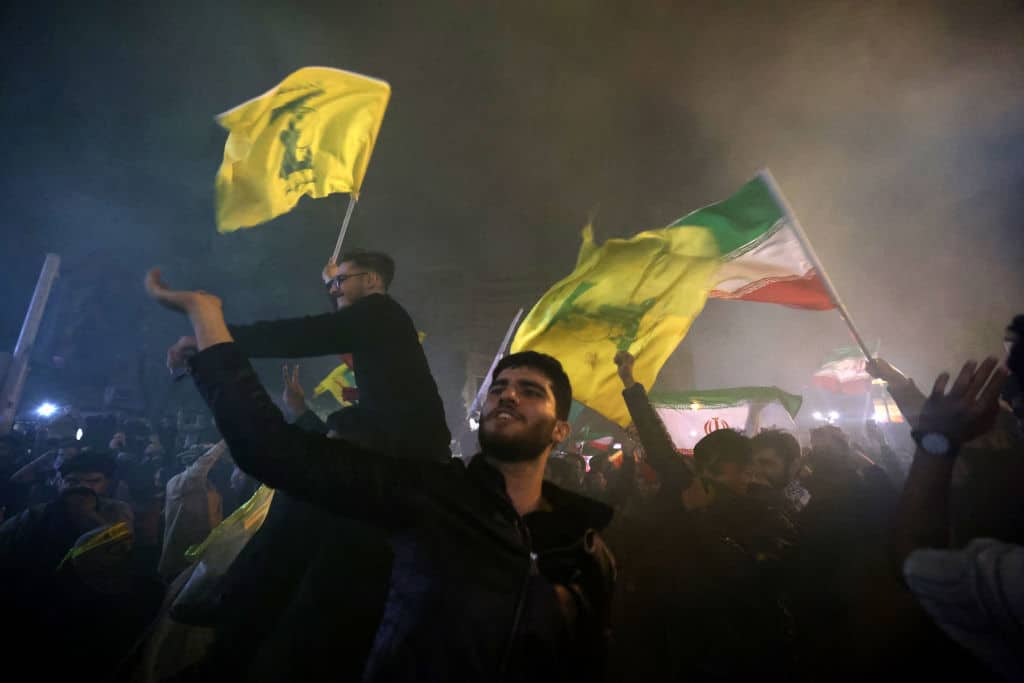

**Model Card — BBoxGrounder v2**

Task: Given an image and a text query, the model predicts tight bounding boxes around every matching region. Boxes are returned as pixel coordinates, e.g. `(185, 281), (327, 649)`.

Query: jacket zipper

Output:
(497, 518), (536, 682)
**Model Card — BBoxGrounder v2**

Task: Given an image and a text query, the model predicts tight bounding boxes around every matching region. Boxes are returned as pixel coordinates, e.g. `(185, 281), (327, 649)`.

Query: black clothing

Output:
(228, 292), (450, 461)
(621, 383), (694, 507)
(614, 383), (797, 681)
(209, 294), (449, 680)
(189, 342), (615, 683)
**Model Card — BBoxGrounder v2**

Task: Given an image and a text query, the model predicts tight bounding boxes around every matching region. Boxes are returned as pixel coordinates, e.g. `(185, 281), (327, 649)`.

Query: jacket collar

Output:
(468, 453), (613, 533)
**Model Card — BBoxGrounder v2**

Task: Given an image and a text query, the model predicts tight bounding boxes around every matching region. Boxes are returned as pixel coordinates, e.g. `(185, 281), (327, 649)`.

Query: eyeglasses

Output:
(324, 272), (369, 291)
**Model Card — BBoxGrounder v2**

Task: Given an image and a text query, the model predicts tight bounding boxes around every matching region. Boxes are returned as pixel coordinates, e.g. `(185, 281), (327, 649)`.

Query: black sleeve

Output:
(621, 384), (693, 496)
(294, 410), (330, 435)
(227, 295), (383, 358)
(189, 342), (441, 529)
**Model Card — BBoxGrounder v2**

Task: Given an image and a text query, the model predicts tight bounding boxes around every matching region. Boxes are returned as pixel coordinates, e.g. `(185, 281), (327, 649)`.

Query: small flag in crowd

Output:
(649, 386), (803, 452)
(214, 66), (391, 232)
(314, 359), (358, 407)
(812, 346), (872, 395)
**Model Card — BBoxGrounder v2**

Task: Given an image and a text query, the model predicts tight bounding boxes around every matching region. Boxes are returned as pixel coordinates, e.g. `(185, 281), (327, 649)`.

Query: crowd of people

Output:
(0, 249), (1021, 682)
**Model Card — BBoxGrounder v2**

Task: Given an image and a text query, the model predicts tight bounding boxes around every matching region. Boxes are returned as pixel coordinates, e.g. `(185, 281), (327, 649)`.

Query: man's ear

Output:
(552, 420), (571, 444)
(367, 271), (384, 291)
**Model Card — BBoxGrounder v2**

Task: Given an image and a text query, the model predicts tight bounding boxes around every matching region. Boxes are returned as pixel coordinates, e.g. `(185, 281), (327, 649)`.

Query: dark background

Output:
(2, 0), (1022, 433)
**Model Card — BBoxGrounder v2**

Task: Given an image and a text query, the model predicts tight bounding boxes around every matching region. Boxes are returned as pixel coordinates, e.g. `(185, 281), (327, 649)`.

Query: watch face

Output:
(921, 432), (951, 455)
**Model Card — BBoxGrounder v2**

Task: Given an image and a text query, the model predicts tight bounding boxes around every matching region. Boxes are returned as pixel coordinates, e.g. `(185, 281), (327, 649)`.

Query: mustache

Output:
(483, 402), (523, 421)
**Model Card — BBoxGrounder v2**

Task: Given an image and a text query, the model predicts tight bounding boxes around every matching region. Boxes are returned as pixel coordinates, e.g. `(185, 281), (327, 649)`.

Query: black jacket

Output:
(190, 342), (616, 683)
(228, 292), (450, 461)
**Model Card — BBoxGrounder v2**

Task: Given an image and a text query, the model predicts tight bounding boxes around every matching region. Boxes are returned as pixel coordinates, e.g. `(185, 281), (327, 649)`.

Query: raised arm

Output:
(867, 357), (927, 427)
(228, 310), (354, 358)
(613, 351), (694, 497)
(893, 357), (1007, 571)
(145, 269), (437, 528)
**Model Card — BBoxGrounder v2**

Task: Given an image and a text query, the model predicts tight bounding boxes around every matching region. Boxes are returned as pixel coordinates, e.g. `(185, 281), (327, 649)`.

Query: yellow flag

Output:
(314, 361), (357, 407)
(511, 224), (719, 426)
(215, 66), (391, 232)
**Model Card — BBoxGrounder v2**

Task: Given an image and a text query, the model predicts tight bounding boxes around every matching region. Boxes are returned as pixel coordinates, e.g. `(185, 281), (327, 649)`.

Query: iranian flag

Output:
(670, 175), (835, 310)
(812, 346), (872, 395)
(649, 387), (803, 453)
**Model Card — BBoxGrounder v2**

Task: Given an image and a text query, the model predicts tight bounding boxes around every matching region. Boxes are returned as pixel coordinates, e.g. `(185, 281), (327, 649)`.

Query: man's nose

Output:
(497, 385), (519, 403)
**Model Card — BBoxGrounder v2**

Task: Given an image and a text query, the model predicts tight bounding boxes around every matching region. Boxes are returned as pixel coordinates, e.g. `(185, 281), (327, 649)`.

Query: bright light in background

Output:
(75, 428), (83, 441)
(872, 399), (904, 424)
(35, 402), (58, 418)
(613, 443), (621, 450)
(828, 410), (840, 421)
(812, 411), (825, 421)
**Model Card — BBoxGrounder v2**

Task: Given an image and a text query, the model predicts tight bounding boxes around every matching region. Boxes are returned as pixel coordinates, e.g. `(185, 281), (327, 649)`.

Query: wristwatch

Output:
(911, 430), (955, 457)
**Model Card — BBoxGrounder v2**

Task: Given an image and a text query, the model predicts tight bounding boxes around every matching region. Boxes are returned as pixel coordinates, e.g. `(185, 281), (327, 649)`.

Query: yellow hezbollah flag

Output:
(314, 360), (357, 407)
(215, 66), (391, 232)
(511, 224), (719, 426)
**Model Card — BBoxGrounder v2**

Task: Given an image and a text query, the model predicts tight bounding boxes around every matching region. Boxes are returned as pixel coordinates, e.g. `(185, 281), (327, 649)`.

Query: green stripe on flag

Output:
(667, 176), (783, 255)
(649, 386), (803, 420)
(819, 345), (865, 366)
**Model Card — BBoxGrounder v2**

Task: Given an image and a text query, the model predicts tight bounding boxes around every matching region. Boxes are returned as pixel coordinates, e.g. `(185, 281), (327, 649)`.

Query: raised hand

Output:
(916, 357), (1008, 446)
(145, 268), (222, 314)
(145, 268), (233, 352)
(281, 363), (308, 419)
(613, 350), (636, 388)
(866, 357), (911, 390)
(166, 336), (199, 374)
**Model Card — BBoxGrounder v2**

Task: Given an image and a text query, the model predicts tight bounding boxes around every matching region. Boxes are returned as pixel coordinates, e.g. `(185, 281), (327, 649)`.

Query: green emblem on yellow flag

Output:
(214, 66), (391, 232)
(511, 224), (719, 426)
(314, 361), (357, 407)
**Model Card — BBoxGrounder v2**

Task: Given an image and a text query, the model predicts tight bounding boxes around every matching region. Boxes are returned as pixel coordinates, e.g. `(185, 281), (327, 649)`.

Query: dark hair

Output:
(492, 351), (572, 421)
(750, 429), (801, 470)
(339, 250), (395, 290)
(60, 449), (117, 478)
(693, 429), (751, 475)
(1007, 315), (1024, 338)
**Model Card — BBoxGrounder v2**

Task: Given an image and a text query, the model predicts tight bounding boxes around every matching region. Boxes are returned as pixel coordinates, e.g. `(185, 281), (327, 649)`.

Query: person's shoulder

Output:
(98, 497), (134, 521)
(0, 503), (46, 535)
(541, 480), (615, 532)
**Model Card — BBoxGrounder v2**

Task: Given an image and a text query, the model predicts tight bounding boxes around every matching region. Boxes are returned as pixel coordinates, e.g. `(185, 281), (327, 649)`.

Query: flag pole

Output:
(466, 308), (525, 423)
(330, 195), (358, 265)
(757, 169), (873, 361)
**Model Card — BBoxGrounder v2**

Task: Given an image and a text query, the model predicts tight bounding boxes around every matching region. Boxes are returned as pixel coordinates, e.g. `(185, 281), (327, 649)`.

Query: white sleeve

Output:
(903, 538), (1024, 680)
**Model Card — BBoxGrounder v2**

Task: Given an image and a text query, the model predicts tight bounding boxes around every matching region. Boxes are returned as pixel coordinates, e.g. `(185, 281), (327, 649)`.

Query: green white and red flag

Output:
(649, 386), (803, 453)
(812, 346), (872, 395)
(670, 175), (835, 310)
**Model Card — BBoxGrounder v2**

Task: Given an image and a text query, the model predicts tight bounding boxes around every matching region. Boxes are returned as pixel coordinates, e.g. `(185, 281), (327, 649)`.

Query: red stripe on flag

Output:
(710, 271), (835, 310)
(811, 374), (871, 395)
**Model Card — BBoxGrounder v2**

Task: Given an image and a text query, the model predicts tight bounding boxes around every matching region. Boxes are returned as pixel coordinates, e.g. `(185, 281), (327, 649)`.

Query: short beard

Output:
(479, 416), (555, 464)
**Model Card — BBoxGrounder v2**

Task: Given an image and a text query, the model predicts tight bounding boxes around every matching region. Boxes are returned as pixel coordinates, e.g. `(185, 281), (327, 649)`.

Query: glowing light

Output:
(689, 430), (698, 437)
(828, 410), (840, 421)
(75, 428), (83, 441)
(612, 443), (621, 450)
(468, 417), (479, 431)
(690, 402), (702, 411)
(35, 402), (58, 418)
(812, 411), (825, 421)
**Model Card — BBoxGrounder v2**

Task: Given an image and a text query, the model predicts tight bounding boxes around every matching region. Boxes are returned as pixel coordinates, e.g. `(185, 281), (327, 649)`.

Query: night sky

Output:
(2, 0), (1022, 431)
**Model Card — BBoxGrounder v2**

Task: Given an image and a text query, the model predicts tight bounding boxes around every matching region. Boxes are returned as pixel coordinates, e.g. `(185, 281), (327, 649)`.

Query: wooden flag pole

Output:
(757, 169), (874, 361)
(330, 195), (358, 265)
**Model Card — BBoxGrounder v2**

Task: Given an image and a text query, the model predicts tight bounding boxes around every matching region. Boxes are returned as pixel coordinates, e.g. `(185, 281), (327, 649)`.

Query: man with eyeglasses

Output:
(166, 249), (450, 461)
(162, 249), (451, 681)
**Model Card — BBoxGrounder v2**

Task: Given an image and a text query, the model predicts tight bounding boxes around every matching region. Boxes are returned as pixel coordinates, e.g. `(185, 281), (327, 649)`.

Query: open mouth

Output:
(489, 408), (522, 423)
